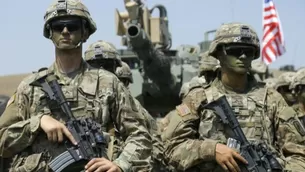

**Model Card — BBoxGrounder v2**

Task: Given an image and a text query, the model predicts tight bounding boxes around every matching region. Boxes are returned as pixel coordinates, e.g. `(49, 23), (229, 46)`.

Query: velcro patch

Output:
(176, 104), (191, 117)
(292, 120), (305, 136)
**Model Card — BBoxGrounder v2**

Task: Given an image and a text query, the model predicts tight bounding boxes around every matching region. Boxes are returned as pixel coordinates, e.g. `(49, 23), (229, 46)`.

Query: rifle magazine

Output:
(49, 150), (75, 172)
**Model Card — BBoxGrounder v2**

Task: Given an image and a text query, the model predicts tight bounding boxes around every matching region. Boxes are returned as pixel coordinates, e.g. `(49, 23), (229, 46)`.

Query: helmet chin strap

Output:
(52, 38), (83, 49)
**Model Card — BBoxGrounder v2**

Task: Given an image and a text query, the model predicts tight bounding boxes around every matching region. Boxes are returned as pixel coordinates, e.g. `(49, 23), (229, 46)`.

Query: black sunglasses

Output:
(50, 20), (82, 32)
(88, 59), (118, 72)
(225, 46), (256, 57)
(277, 85), (291, 93)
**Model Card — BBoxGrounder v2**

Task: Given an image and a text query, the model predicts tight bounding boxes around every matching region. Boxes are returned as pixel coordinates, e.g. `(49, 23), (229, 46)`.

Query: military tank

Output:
(115, 0), (204, 116)
(198, 29), (216, 53)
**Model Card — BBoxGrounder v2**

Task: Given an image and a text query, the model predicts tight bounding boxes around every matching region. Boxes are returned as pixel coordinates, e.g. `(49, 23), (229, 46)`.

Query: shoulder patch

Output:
(176, 104), (191, 117)
(6, 93), (16, 108)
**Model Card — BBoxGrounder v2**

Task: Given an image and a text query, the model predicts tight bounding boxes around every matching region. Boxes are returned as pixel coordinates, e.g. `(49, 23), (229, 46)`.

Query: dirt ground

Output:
(0, 68), (285, 97)
(0, 73), (30, 97)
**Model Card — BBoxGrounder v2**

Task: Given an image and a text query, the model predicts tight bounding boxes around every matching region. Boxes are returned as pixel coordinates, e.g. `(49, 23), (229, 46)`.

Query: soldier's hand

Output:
(40, 115), (77, 144)
(85, 158), (121, 172)
(215, 143), (248, 172)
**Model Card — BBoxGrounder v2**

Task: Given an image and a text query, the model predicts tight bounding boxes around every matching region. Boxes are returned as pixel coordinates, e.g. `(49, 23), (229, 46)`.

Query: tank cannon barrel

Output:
(126, 23), (178, 95)
(127, 24), (150, 50)
(127, 24), (140, 37)
(115, 0), (181, 115)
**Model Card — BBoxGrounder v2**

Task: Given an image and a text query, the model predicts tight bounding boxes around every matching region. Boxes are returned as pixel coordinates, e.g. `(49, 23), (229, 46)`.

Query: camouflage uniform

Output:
(275, 72), (296, 90)
(115, 62), (133, 86)
(163, 22), (305, 171)
(198, 51), (220, 77)
(160, 52), (219, 138)
(251, 59), (268, 82)
(179, 52), (219, 103)
(115, 61), (169, 172)
(275, 72), (297, 106)
(0, 1), (152, 172)
(288, 70), (305, 144)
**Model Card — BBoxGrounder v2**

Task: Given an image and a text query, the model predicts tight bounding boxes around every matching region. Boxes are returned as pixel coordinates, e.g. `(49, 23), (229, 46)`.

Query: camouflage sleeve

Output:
(160, 110), (175, 141)
(143, 108), (165, 162)
(0, 75), (42, 158)
(108, 77), (152, 172)
(133, 97), (164, 162)
(163, 88), (219, 171)
(268, 89), (305, 170)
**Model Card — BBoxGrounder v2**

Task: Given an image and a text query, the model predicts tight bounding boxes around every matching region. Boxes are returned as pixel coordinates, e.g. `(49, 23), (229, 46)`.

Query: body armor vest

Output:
(12, 67), (118, 171)
(201, 85), (274, 145)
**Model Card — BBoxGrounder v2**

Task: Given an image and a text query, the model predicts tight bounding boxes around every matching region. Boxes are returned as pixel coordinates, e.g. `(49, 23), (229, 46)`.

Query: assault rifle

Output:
(199, 95), (283, 172)
(33, 73), (108, 172)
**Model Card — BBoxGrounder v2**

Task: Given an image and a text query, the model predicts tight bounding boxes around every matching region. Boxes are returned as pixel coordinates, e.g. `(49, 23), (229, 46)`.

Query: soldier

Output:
(288, 70), (305, 144)
(263, 77), (278, 89)
(250, 59), (268, 82)
(163, 22), (305, 171)
(160, 52), (219, 138)
(84, 40), (122, 73)
(198, 51), (220, 83)
(275, 72), (297, 106)
(115, 61), (133, 87)
(0, 1), (152, 172)
(179, 51), (220, 100)
(84, 40), (165, 169)
(115, 62), (169, 172)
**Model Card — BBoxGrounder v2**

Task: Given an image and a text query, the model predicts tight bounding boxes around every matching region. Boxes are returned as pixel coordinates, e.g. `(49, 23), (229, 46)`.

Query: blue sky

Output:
(0, 0), (304, 75)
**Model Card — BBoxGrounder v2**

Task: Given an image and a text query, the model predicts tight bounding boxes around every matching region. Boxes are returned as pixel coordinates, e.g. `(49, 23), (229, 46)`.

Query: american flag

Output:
(262, 0), (286, 65)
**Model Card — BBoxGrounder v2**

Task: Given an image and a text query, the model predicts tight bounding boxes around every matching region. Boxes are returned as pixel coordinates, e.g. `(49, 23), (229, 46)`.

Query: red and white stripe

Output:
(262, 0), (286, 65)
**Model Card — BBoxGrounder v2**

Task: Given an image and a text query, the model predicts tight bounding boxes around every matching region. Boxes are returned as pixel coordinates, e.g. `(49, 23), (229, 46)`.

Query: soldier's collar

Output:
(49, 60), (88, 85)
(216, 72), (258, 93)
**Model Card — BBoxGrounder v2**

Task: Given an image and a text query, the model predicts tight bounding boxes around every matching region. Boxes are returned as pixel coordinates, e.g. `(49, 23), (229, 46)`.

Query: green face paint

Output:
(221, 45), (255, 74)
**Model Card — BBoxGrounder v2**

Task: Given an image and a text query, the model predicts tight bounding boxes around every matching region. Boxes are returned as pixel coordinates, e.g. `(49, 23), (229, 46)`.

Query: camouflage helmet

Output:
(263, 78), (278, 89)
(209, 22), (260, 59)
(290, 69), (305, 90)
(199, 51), (220, 72)
(296, 67), (305, 76)
(115, 61), (133, 83)
(43, 0), (97, 38)
(275, 72), (296, 90)
(251, 59), (267, 74)
(84, 40), (121, 63)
